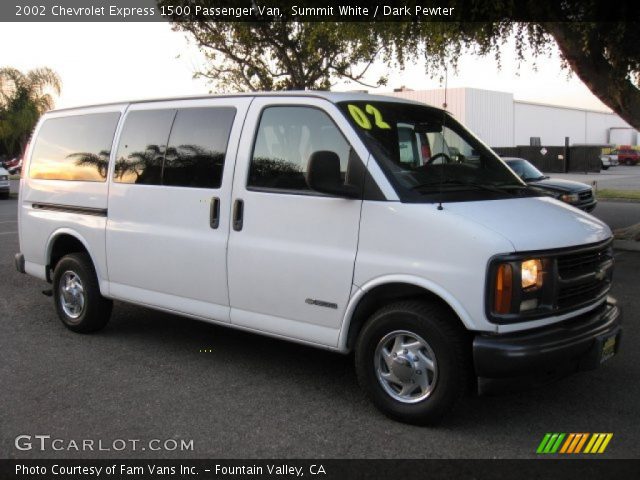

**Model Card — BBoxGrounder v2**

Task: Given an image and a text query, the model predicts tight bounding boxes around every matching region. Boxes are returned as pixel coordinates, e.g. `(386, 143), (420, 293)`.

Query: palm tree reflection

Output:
(69, 146), (306, 188)
(67, 150), (110, 180)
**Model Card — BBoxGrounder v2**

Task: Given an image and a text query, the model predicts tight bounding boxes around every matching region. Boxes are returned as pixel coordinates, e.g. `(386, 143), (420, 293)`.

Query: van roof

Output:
(48, 90), (436, 114)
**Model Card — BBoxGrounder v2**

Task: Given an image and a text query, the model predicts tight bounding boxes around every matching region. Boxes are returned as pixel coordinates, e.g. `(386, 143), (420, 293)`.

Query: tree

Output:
(164, 18), (385, 91)
(0, 67), (61, 156)
(163, 1), (639, 129)
(371, 1), (640, 129)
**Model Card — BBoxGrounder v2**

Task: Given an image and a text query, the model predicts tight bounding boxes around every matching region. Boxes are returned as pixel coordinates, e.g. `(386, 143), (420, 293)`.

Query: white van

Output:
(15, 92), (621, 424)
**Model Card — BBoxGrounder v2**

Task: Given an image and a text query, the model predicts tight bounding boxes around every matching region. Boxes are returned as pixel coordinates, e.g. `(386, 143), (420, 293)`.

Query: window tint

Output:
(30, 112), (120, 181)
(507, 160), (525, 176)
(164, 107), (235, 188)
(114, 109), (175, 185)
(248, 107), (351, 191)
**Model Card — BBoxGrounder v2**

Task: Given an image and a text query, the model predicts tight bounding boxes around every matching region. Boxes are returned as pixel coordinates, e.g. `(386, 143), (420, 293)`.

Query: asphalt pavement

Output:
(551, 165), (640, 191)
(1, 196), (639, 459)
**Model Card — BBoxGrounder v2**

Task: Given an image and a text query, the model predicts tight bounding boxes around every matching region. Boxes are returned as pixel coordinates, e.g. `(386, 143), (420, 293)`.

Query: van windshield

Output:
(338, 101), (527, 202)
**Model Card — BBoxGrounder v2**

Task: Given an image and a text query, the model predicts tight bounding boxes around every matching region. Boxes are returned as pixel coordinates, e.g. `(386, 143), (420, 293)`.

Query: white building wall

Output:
(585, 112), (631, 144)
(514, 102), (587, 145)
(464, 89), (514, 147)
(608, 127), (637, 145)
(383, 87), (638, 147)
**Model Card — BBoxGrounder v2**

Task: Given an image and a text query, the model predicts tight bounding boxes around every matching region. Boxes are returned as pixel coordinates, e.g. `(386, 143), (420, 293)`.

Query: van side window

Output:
(29, 112), (120, 182)
(164, 107), (236, 189)
(248, 107), (351, 192)
(114, 109), (176, 185)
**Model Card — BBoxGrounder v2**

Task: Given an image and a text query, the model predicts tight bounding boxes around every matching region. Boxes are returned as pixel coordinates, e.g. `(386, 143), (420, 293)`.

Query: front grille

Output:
(558, 244), (611, 277)
(578, 190), (593, 202)
(556, 242), (612, 311)
(557, 278), (610, 309)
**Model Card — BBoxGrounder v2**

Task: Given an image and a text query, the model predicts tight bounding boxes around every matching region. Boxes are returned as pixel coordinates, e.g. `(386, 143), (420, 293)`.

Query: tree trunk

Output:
(546, 23), (640, 131)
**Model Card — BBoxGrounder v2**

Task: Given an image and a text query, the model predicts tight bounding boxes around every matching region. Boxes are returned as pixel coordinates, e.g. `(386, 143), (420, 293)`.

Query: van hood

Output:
(443, 196), (611, 252)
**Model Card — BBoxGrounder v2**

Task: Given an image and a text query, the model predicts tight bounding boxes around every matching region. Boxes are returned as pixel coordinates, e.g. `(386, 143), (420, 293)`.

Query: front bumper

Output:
(574, 198), (597, 212)
(473, 297), (621, 378)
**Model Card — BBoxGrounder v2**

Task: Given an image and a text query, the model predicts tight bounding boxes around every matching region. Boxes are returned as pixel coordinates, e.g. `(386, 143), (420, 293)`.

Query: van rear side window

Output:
(29, 112), (120, 182)
(164, 107), (236, 189)
(114, 107), (236, 188)
(114, 109), (176, 185)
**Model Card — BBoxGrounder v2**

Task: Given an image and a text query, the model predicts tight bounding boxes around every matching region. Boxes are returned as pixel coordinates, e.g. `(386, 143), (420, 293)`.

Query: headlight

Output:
(559, 193), (579, 203)
(490, 257), (549, 319)
(521, 259), (542, 290)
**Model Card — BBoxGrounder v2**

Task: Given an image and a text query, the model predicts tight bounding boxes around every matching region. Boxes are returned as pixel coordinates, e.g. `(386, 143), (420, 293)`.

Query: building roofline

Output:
(389, 86), (619, 116)
(513, 98), (614, 115)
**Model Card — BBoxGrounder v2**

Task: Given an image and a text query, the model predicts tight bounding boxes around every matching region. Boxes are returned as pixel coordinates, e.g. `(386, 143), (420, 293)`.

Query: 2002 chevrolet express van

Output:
(15, 92), (621, 424)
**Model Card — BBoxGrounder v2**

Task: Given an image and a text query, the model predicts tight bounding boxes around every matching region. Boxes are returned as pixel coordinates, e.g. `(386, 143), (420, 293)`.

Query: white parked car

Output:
(600, 154), (619, 170)
(15, 92), (622, 424)
(0, 166), (10, 198)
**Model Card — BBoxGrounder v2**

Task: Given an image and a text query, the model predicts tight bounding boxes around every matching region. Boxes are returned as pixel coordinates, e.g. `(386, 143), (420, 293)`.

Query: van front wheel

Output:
(52, 253), (112, 333)
(355, 301), (471, 425)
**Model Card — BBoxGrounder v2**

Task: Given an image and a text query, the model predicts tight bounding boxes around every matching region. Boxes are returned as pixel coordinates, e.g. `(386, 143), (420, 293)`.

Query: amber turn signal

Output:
(494, 263), (513, 314)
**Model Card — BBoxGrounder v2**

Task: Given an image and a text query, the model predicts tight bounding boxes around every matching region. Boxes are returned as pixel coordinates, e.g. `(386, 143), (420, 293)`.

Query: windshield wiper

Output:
(411, 179), (524, 195)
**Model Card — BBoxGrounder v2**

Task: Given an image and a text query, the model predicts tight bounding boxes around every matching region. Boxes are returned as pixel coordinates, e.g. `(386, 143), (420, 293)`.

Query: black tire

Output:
(355, 300), (471, 425)
(52, 252), (112, 333)
(601, 164), (609, 170)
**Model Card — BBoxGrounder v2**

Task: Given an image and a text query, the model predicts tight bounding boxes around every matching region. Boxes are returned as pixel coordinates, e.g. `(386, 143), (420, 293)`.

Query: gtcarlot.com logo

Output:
(15, 435), (194, 452)
(536, 433), (613, 454)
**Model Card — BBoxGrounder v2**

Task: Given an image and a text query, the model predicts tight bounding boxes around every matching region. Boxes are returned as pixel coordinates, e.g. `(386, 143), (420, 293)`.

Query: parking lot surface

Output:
(551, 165), (640, 191)
(1, 197), (639, 459)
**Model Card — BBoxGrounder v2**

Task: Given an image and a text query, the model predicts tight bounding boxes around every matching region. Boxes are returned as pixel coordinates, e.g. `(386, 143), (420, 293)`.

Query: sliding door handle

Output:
(232, 199), (244, 231)
(209, 196), (220, 229)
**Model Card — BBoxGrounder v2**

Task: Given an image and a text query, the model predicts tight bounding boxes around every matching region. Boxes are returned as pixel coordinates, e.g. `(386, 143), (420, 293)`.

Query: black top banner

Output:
(3, 0), (640, 22)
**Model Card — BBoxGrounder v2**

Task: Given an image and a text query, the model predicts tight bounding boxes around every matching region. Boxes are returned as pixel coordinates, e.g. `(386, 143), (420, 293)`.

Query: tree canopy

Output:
(171, 21), (385, 91)
(163, 0), (640, 130)
(0, 67), (61, 157)
(373, 2), (640, 129)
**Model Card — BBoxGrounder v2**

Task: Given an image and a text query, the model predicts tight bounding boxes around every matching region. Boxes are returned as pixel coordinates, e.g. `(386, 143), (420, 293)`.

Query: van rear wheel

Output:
(52, 253), (112, 333)
(355, 300), (471, 425)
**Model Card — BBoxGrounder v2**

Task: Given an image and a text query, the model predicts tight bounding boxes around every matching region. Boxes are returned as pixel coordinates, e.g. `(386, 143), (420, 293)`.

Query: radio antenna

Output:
(437, 66), (448, 211)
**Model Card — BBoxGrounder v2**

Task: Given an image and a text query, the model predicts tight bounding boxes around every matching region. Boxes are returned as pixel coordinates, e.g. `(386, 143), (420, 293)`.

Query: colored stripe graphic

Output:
(536, 434), (552, 454)
(559, 433), (575, 453)
(584, 433), (614, 454)
(537, 433), (565, 454)
(537, 433), (613, 454)
(574, 433), (589, 453)
(598, 434), (614, 453)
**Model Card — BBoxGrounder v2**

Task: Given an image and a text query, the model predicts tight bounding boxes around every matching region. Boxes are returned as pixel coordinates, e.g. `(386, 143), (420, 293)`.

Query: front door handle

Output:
(209, 196), (220, 229)
(232, 199), (244, 231)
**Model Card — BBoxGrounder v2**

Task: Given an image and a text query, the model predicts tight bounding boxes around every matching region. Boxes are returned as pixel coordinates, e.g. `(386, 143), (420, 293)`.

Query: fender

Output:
(45, 228), (109, 296)
(337, 274), (479, 352)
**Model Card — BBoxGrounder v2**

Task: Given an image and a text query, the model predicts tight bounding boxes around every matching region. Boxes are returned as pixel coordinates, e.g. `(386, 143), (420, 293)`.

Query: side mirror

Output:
(306, 151), (360, 198)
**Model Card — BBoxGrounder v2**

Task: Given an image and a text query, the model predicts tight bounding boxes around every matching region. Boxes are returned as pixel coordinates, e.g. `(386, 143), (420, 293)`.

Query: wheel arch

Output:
(338, 275), (475, 352)
(45, 229), (102, 285)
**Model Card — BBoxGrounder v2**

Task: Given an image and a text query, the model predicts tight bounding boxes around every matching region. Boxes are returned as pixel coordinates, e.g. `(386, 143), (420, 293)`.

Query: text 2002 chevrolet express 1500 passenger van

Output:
(15, 92), (621, 424)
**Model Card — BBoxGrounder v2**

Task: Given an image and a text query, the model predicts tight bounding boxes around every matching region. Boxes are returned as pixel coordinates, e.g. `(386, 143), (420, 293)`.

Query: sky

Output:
(0, 22), (611, 112)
